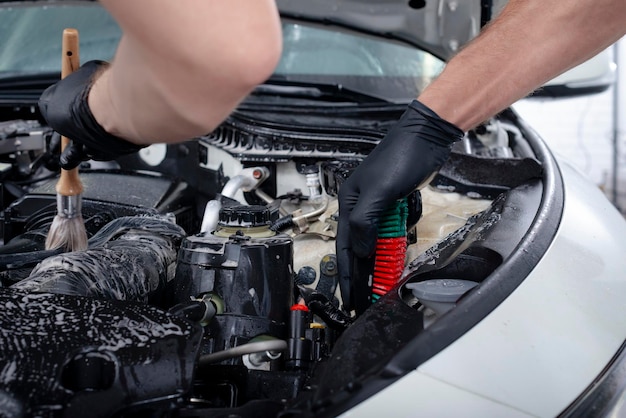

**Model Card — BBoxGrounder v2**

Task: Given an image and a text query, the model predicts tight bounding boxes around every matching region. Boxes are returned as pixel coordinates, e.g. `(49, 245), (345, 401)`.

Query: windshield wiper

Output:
(0, 71), (60, 86)
(254, 78), (389, 104)
(0, 72), (60, 104)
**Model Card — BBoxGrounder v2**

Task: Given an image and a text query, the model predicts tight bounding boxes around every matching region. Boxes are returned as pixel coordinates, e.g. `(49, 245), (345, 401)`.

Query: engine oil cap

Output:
(405, 279), (478, 303)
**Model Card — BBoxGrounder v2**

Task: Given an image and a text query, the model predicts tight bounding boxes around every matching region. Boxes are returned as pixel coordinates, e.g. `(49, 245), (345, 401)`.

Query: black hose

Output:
(270, 214), (294, 232)
(298, 286), (353, 331)
(169, 301), (208, 322)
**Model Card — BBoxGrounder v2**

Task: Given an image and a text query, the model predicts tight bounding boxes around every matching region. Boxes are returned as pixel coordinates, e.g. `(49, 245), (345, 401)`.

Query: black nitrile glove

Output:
(38, 60), (146, 170)
(336, 100), (464, 310)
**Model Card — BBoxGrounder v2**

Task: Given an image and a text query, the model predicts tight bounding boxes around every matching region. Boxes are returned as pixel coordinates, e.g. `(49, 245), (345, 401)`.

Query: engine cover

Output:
(0, 288), (203, 418)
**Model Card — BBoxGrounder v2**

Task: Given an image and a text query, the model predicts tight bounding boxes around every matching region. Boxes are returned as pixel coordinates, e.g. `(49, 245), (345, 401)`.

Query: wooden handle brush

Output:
(45, 28), (88, 252)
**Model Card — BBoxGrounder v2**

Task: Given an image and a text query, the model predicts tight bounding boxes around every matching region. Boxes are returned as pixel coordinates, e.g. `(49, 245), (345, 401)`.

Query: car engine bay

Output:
(0, 104), (547, 417)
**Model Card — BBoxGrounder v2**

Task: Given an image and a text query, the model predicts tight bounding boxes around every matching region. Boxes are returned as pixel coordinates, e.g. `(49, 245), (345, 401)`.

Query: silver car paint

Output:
(341, 157), (626, 417)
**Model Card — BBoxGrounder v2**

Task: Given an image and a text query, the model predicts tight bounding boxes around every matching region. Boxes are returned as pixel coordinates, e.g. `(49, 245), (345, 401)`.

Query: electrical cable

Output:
(198, 339), (288, 367)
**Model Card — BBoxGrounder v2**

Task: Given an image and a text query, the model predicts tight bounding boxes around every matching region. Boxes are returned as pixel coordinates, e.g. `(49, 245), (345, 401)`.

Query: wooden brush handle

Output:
(56, 28), (83, 196)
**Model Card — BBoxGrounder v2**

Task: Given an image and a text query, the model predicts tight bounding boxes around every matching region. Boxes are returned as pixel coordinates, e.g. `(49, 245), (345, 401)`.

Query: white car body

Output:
(345, 155), (626, 417)
(0, 1), (624, 417)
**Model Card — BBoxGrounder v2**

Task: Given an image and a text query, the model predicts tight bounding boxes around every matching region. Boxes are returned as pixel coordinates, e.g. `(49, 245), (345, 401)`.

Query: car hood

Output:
(276, 0), (508, 60)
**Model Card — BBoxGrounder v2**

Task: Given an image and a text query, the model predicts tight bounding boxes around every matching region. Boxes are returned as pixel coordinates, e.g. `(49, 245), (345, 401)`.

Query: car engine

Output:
(0, 106), (544, 417)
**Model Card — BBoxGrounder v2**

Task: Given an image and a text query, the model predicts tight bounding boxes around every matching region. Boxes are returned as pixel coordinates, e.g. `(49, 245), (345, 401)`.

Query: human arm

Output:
(90, 0), (282, 145)
(38, 0), (282, 167)
(420, 0), (626, 131)
(337, 0), (626, 309)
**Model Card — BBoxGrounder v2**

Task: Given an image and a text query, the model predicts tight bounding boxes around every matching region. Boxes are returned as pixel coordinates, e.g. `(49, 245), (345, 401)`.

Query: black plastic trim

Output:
(529, 84), (611, 99)
(559, 339), (626, 417)
(480, 0), (493, 27)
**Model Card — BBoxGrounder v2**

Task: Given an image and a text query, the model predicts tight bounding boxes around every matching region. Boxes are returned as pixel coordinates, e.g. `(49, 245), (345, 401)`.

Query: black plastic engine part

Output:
(287, 306), (314, 370)
(199, 112), (381, 165)
(186, 366), (305, 415)
(1, 169), (196, 244)
(321, 160), (359, 197)
(315, 254), (339, 302)
(0, 287), (203, 418)
(172, 230), (294, 360)
(11, 216), (186, 305)
(295, 266), (316, 286)
(321, 159), (422, 230)
(434, 152), (543, 199)
(218, 204), (276, 227)
(298, 287), (353, 332)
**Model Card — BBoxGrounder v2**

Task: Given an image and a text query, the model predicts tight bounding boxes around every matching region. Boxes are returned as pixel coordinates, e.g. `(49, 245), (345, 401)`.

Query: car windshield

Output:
(273, 21), (444, 102)
(0, 3), (444, 102)
(0, 3), (121, 74)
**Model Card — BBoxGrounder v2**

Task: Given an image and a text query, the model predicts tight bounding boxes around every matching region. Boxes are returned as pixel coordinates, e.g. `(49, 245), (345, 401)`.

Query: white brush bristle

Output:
(45, 215), (88, 252)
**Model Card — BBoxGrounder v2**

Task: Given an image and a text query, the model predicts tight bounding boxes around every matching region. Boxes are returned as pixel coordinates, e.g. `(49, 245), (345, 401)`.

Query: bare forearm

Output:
(89, 0), (282, 145)
(419, 0), (626, 131)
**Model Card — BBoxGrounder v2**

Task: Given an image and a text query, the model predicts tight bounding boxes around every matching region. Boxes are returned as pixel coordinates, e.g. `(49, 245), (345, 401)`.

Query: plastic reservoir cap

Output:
(406, 279), (478, 316)
(219, 205), (274, 227)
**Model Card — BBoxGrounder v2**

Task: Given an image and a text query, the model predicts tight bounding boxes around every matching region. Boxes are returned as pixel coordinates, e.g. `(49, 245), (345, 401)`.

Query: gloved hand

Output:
(336, 99), (464, 310)
(38, 60), (146, 170)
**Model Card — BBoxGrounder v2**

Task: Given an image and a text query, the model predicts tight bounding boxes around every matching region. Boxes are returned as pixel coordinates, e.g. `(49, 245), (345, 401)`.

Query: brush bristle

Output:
(45, 215), (88, 252)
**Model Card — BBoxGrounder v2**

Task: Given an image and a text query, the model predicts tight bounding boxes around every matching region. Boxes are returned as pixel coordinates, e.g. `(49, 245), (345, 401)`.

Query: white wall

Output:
(512, 41), (626, 213)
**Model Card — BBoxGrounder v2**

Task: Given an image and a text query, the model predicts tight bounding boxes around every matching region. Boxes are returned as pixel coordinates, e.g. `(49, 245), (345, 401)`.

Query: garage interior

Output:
(514, 39), (626, 215)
